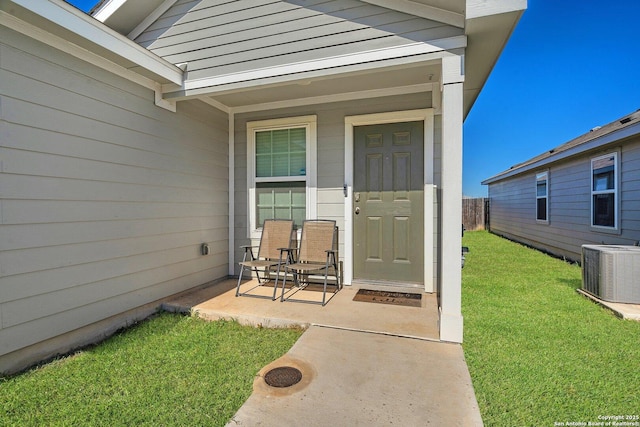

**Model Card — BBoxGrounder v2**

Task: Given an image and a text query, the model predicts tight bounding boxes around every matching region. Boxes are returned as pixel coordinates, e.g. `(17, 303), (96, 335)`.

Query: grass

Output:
(0, 313), (303, 427)
(462, 231), (640, 426)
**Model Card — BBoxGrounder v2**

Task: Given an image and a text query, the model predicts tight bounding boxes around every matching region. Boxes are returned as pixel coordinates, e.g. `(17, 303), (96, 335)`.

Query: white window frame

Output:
(247, 115), (317, 238)
(536, 171), (549, 223)
(590, 152), (619, 231)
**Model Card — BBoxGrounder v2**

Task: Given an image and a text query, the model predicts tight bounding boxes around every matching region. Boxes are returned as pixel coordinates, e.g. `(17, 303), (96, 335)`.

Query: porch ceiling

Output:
(93, 0), (467, 36)
(85, 0), (524, 117)
(196, 62), (442, 112)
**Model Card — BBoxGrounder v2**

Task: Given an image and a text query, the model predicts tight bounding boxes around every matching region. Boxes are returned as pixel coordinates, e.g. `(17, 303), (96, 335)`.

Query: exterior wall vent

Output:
(582, 245), (640, 303)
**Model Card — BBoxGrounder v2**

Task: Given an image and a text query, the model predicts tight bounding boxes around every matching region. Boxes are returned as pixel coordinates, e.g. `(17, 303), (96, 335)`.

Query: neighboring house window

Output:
(536, 172), (548, 222)
(247, 116), (317, 237)
(591, 153), (617, 229)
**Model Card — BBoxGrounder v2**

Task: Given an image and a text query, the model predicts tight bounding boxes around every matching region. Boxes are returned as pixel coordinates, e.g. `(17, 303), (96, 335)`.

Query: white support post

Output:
(228, 112), (235, 276)
(439, 54), (464, 343)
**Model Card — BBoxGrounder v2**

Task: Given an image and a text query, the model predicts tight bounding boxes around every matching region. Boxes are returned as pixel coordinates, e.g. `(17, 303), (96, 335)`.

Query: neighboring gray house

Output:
(0, 0), (525, 374)
(483, 110), (640, 262)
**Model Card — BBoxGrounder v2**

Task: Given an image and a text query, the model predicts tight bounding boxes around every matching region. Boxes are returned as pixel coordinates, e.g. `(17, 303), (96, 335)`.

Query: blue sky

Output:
(464, 1), (640, 196)
(67, 0), (95, 13)
(68, 0), (640, 197)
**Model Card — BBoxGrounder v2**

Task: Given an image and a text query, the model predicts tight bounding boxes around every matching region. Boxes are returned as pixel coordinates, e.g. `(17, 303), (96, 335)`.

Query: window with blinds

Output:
(247, 116), (317, 237)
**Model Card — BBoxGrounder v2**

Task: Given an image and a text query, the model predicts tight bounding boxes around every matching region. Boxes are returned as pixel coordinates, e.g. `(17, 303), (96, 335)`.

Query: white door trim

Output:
(344, 109), (435, 292)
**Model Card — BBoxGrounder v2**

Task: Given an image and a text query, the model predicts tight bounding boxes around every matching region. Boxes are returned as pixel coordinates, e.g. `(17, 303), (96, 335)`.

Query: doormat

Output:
(353, 289), (422, 307)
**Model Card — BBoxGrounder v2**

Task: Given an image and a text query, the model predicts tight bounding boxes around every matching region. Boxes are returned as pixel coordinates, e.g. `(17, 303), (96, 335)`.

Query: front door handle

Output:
(355, 207), (360, 215)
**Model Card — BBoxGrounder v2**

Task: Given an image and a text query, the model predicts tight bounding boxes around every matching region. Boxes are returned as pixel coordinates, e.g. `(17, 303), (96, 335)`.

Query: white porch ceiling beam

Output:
(361, 0), (464, 28)
(195, 83), (436, 115)
(231, 83), (437, 114)
(163, 37), (466, 101)
(198, 97), (231, 114)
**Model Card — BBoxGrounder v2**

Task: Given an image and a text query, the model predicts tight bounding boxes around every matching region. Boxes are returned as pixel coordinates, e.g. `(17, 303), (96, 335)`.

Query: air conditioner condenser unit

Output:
(582, 245), (640, 304)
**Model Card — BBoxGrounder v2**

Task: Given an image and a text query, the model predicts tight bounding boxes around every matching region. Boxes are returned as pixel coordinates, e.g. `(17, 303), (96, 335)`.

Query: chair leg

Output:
(254, 266), (265, 284)
(321, 280), (326, 306)
(235, 264), (245, 297)
(280, 268), (288, 302)
(272, 264), (281, 301)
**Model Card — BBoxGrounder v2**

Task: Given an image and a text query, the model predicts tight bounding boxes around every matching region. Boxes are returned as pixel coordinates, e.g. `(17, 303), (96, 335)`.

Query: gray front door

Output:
(353, 121), (424, 284)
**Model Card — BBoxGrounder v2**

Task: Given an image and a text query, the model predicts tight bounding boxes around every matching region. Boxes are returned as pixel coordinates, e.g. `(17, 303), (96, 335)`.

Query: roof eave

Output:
(482, 121), (640, 185)
(463, 0), (527, 118)
(3, 0), (183, 86)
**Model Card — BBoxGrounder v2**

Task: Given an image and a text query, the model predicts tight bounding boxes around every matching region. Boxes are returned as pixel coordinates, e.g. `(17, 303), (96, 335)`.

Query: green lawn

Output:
(462, 231), (640, 426)
(0, 314), (303, 427)
(3, 234), (638, 426)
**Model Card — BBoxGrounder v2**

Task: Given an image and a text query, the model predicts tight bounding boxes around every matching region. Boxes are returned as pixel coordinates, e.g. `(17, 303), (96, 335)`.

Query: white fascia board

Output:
(466, 0), (527, 19)
(482, 122), (640, 185)
(8, 0), (183, 86)
(165, 36), (466, 99)
(361, 0), (464, 28)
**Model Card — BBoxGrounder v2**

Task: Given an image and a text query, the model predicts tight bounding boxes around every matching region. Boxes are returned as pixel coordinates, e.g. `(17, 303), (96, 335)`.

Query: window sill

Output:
(590, 225), (621, 235)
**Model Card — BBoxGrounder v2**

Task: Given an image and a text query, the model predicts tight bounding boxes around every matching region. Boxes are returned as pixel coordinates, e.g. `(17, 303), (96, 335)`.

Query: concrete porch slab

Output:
(163, 279), (440, 340)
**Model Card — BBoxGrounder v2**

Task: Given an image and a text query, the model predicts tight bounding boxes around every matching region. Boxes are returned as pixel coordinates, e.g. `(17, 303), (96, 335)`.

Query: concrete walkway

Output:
(164, 280), (483, 426)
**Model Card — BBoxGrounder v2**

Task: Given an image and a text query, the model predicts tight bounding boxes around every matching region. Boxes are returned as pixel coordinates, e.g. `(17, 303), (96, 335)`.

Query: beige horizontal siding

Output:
(0, 26), (229, 358)
(488, 138), (640, 261)
(0, 200), (220, 224)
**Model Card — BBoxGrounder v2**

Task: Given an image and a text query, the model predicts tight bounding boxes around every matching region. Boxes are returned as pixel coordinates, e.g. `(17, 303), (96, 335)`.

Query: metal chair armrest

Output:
(240, 245), (258, 262)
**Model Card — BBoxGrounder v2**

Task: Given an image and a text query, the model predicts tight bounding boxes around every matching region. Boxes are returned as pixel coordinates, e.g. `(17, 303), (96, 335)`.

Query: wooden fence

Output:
(462, 198), (489, 231)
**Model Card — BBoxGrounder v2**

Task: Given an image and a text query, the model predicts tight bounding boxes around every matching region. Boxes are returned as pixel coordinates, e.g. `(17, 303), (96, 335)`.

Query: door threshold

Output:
(351, 279), (424, 293)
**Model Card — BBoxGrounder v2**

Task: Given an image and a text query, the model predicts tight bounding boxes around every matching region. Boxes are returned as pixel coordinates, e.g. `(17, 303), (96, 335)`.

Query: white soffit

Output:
(467, 0), (528, 19)
(92, 0), (169, 37)
(91, 0), (127, 21)
(463, 1), (526, 116)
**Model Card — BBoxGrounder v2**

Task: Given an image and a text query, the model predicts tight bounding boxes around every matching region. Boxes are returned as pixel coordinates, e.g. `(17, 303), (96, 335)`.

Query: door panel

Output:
(353, 121), (424, 284)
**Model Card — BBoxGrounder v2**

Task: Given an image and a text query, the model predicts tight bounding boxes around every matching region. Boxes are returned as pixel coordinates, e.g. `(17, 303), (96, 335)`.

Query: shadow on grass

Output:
(558, 277), (582, 290)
